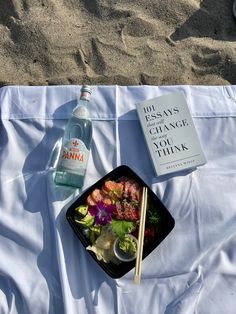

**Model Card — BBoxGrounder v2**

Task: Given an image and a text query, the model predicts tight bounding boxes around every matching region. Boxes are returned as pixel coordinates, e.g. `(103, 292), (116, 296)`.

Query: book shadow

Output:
(151, 167), (197, 184)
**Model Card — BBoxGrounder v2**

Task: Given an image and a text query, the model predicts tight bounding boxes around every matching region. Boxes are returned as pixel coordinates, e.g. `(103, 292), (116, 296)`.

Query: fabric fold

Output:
(0, 85), (236, 314)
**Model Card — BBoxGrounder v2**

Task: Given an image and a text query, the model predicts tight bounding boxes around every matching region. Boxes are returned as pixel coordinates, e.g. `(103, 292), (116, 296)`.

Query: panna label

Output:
(60, 138), (89, 171)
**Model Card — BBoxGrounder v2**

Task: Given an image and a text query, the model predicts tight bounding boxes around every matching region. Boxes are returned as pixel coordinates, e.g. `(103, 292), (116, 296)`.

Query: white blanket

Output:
(0, 85), (236, 314)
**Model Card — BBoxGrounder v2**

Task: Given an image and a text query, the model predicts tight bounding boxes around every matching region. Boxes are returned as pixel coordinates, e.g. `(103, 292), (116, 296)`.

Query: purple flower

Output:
(89, 201), (116, 226)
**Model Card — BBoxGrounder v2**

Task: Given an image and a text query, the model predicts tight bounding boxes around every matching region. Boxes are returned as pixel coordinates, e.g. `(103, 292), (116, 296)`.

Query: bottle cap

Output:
(80, 85), (92, 101)
(81, 85), (92, 94)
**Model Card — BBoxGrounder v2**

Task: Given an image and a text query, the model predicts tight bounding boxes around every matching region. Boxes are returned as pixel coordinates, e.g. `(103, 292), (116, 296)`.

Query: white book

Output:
(136, 91), (207, 176)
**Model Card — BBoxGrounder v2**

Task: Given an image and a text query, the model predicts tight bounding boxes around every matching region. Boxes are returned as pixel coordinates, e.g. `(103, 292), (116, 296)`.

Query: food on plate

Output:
(74, 177), (159, 263)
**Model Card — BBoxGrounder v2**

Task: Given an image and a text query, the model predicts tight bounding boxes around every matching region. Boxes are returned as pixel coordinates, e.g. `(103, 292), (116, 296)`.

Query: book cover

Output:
(136, 91), (207, 176)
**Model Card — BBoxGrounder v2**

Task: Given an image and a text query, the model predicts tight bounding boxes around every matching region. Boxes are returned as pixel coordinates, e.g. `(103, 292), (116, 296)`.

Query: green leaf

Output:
(111, 219), (136, 239)
(147, 208), (159, 225)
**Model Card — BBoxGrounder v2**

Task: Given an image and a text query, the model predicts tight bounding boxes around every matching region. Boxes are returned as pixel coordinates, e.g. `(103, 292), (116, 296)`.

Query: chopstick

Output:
(134, 186), (148, 284)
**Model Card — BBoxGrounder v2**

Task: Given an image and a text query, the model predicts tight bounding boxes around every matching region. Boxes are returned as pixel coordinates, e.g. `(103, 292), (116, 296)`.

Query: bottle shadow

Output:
(21, 100), (75, 312)
(22, 100), (117, 312)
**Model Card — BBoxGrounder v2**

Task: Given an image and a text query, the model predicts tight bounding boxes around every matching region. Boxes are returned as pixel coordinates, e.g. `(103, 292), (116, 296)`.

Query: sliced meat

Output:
(113, 200), (139, 221)
(103, 180), (124, 200)
(86, 194), (97, 206)
(88, 188), (112, 206)
(128, 182), (142, 201)
(91, 189), (104, 203)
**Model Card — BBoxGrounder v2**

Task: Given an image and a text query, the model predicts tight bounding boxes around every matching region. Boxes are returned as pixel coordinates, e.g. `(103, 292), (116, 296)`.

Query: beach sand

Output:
(0, 0), (236, 86)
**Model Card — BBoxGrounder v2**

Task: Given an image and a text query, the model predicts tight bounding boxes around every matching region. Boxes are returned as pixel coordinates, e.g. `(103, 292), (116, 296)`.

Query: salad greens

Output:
(119, 235), (137, 256)
(111, 219), (135, 239)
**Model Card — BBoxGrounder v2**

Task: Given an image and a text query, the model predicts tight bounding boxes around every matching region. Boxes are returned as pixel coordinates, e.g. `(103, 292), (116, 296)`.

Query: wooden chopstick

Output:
(134, 186), (148, 284)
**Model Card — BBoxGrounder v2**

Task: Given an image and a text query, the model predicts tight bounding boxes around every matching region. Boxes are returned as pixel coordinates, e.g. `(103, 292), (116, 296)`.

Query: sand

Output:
(0, 0), (236, 86)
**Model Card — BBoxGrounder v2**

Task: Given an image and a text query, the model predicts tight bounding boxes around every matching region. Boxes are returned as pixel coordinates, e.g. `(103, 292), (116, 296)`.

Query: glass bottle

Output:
(54, 85), (93, 188)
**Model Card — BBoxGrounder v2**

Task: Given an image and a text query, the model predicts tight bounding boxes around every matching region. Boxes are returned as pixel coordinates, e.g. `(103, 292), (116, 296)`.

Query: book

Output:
(136, 91), (207, 176)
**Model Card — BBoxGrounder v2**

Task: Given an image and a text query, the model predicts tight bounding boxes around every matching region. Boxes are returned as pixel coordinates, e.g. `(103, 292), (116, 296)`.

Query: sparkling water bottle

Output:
(54, 85), (93, 188)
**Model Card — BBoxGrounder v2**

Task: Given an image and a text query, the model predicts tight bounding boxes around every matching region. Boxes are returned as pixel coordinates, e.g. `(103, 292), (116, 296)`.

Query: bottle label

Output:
(59, 138), (89, 174)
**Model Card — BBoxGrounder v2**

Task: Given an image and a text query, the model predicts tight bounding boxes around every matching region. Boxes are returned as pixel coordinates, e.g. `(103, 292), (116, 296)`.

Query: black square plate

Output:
(66, 165), (175, 278)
